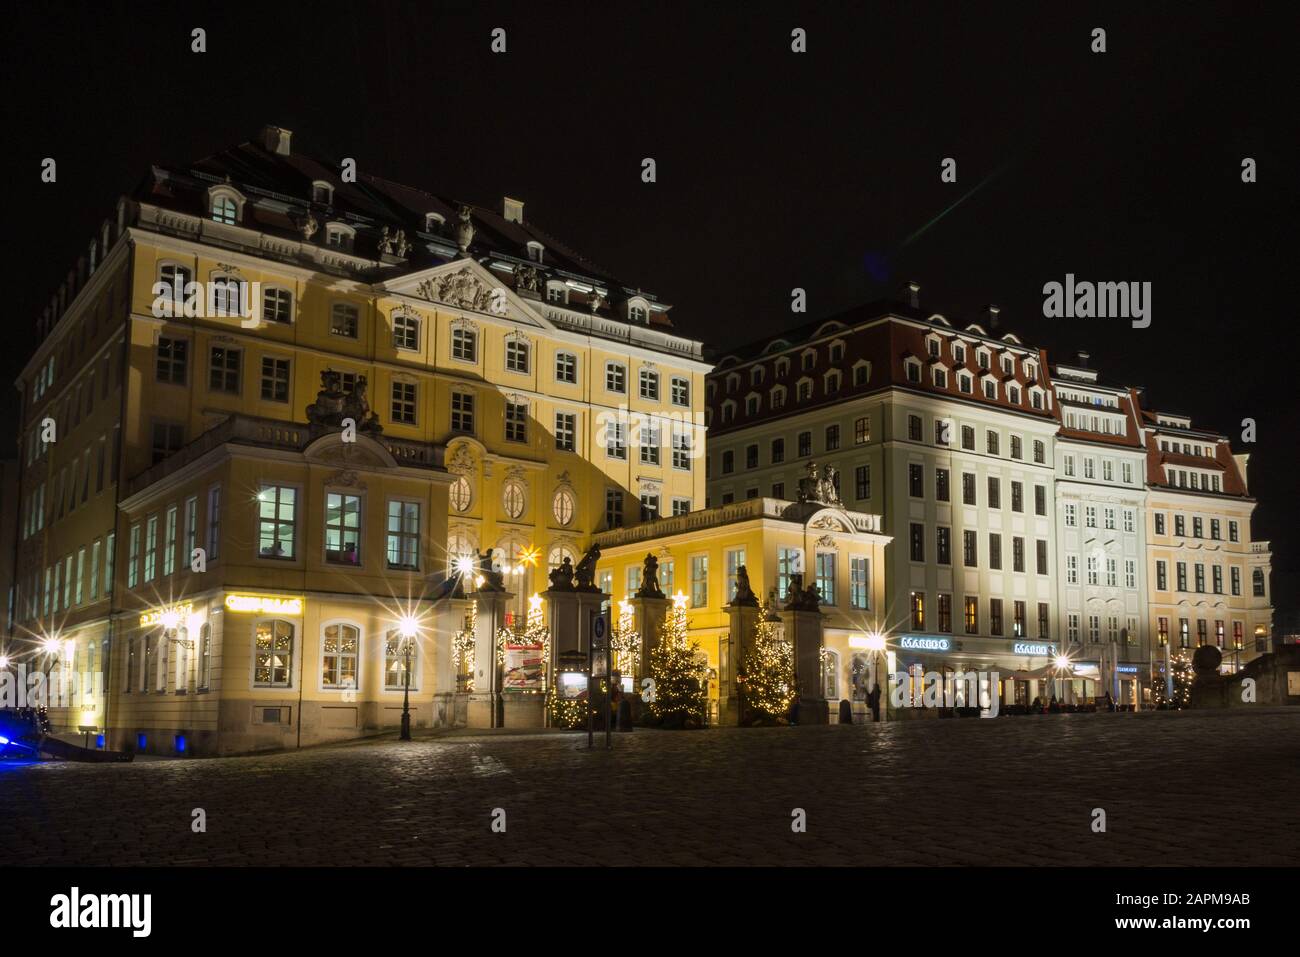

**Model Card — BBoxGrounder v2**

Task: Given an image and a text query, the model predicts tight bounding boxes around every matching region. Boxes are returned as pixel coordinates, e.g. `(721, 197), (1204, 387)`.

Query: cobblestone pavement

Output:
(3, 709), (1298, 866)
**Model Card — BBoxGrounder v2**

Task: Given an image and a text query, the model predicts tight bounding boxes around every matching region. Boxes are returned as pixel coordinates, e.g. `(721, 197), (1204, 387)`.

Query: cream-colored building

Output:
(6, 125), (706, 755)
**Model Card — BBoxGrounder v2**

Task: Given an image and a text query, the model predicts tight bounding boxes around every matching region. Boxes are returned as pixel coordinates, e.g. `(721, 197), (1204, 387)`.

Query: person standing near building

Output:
(868, 683), (881, 722)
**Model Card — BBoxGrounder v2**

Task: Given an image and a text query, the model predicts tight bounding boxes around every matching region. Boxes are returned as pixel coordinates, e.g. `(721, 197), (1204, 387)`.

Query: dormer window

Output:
(1008, 385), (1021, 405)
(953, 344), (966, 365)
(627, 297), (650, 324)
(926, 336), (941, 358)
(829, 341), (845, 363)
(726, 372), (740, 393)
(824, 370), (842, 394)
(208, 186), (244, 225)
(526, 241), (544, 263)
(750, 366), (764, 386)
(904, 358), (922, 384)
(958, 373), (973, 394)
(325, 223), (355, 251)
(546, 281), (568, 304)
(977, 350), (990, 370)
(801, 349), (816, 371)
(311, 181), (334, 205)
(852, 360), (870, 386)
(1001, 355), (1014, 375)
(424, 212), (445, 232)
(775, 357), (791, 378)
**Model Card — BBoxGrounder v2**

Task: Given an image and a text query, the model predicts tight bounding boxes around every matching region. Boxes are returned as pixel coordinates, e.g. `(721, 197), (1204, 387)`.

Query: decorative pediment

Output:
(815, 534), (837, 550)
(325, 469), (369, 490)
(415, 265), (498, 312)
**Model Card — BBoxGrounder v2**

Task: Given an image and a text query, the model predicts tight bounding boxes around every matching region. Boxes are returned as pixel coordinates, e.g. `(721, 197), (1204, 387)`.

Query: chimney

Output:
(1077, 350), (1090, 368)
(900, 281), (921, 309)
(503, 197), (524, 224)
(984, 304), (1001, 329)
(261, 125), (292, 156)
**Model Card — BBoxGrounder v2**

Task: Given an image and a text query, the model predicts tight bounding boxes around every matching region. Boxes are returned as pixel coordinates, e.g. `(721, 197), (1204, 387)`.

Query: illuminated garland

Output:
(738, 599), (796, 722)
(610, 600), (641, 677)
(452, 602), (477, 692)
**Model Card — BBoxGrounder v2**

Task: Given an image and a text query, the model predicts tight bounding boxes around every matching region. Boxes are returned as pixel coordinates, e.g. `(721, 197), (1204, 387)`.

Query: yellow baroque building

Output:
(593, 488), (892, 724)
(6, 126), (707, 755)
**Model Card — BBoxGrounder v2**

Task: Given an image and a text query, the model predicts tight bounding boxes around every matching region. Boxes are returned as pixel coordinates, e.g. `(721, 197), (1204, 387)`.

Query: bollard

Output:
(838, 699), (853, 725)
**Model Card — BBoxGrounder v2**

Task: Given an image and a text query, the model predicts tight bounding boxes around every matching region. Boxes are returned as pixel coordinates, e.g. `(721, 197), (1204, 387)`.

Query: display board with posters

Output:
(503, 641), (545, 691)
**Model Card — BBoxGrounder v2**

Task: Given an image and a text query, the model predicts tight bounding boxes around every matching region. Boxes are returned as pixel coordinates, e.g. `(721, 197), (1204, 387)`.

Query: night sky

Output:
(3, 2), (1295, 614)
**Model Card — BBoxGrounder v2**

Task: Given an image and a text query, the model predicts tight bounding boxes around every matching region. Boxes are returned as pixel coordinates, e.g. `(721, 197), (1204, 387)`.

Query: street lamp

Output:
(398, 616), (419, 741)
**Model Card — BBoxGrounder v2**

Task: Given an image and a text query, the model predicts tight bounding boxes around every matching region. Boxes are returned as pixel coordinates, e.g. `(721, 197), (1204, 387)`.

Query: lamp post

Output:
(398, 616), (419, 741)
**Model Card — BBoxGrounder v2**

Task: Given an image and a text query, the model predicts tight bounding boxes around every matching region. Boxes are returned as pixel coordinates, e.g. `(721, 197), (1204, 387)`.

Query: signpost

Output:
(588, 610), (611, 750)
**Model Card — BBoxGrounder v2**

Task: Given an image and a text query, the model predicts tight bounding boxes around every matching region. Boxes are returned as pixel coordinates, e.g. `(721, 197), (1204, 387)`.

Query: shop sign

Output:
(1012, 641), (1055, 656)
(898, 636), (951, 652)
(140, 602), (193, 627)
(224, 594), (303, 615)
(1116, 665), (1140, 674)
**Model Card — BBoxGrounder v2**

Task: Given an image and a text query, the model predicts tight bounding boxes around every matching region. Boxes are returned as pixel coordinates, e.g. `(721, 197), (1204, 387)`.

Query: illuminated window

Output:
(253, 620), (295, 687)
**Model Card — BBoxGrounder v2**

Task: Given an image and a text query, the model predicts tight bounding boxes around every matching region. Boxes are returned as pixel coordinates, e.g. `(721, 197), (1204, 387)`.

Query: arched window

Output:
(822, 649), (840, 700)
(548, 544), (577, 572)
(384, 630), (420, 691)
(553, 487), (575, 526)
(449, 476), (473, 512)
(253, 619), (295, 688)
(322, 622), (360, 690)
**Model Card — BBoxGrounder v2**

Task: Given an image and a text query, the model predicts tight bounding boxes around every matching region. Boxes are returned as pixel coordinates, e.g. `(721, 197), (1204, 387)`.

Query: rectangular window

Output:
(605, 489), (623, 529)
(1156, 560), (1167, 590)
(725, 548), (747, 602)
(143, 515), (158, 582)
(639, 369), (659, 400)
(1126, 559), (1137, 590)
(936, 527), (951, 565)
(155, 338), (188, 384)
(962, 530), (977, 567)
(962, 473), (976, 505)
(556, 412), (577, 452)
(1066, 554), (1078, 585)
(777, 547), (801, 601)
(815, 552), (836, 606)
(104, 532), (115, 597)
(555, 352), (577, 383)
(163, 505), (178, 576)
(855, 416), (869, 444)
(206, 486), (221, 560)
(1011, 481), (1023, 513)
(671, 377), (689, 406)
(392, 313), (420, 350)
(1012, 537), (1025, 573)
(639, 493), (660, 522)
(260, 357), (290, 401)
(1013, 600), (1026, 637)
(1035, 539), (1048, 575)
(605, 363), (626, 393)
(855, 465), (870, 500)
(798, 431), (812, 457)
(1038, 603), (1050, 639)
(254, 620), (294, 688)
(1176, 562), (1188, 591)
(850, 557), (870, 609)
(330, 303), (359, 338)
(909, 464), (924, 497)
(987, 476), (1001, 509)
(909, 523), (925, 562)
(258, 485), (297, 559)
(209, 346), (241, 393)
(506, 340), (530, 373)
(325, 493), (362, 564)
(151, 421), (184, 464)
(937, 594), (952, 633)
(1034, 485), (1046, 516)
(935, 468), (949, 502)
(908, 415), (923, 441)
(910, 591), (925, 630)
(964, 597), (978, 634)
(505, 400), (527, 442)
(451, 327), (478, 361)
(988, 533), (1002, 570)
(451, 391), (475, 433)
(89, 540), (101, 602)
(1231, 566), (1241, 596)
(387, 501), (420, 570)
(990, 598), (1003, 636)
(391, 381), (417, 425)
(690, 555), (708, 608)
(75, 547), (85, 605)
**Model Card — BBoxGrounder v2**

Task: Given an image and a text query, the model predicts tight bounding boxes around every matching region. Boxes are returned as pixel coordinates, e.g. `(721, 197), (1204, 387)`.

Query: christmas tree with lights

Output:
(1153, 649), (1194, 709)
(738, 599), (796, 725)
(645, 594), (707, 729)
(452, 602), (477, 693)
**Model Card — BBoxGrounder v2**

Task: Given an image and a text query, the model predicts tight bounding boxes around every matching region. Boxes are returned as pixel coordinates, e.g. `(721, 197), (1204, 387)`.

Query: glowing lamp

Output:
(455, 556), (474, 576)
(398, 616), (420, 639)
(42, 637), (61, 655)
(161, 609), (182, 631)
(0, 655), (9, 669)
(1053, 655), (1072, 670)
